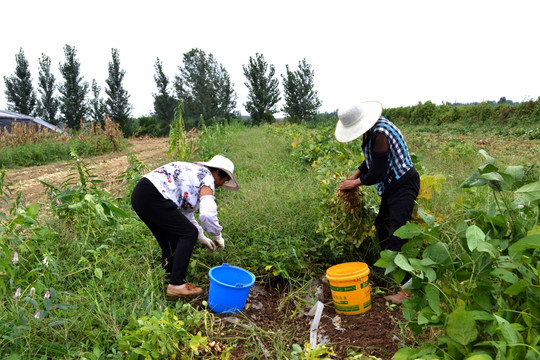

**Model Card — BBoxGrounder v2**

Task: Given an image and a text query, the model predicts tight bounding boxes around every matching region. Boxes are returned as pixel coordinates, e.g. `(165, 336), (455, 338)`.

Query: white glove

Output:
(198, 233), (216, 253)
(212, 234), (225, 251)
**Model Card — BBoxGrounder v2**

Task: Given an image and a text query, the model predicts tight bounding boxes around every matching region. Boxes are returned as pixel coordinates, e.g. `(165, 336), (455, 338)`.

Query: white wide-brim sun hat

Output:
(195, 155), (239, 191)
(335, 101), (383, 143)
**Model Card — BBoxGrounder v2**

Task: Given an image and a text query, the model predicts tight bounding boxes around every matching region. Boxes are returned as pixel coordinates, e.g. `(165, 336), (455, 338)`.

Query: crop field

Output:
(1, 119), (539, 359)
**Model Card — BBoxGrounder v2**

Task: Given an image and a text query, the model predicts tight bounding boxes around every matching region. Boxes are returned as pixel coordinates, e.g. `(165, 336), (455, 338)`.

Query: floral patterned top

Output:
(144, 162), (222, 235)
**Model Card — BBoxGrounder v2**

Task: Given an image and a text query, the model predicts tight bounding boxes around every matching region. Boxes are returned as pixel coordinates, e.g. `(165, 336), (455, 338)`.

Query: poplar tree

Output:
(3, 48), (36, 115)
(174, 48), (237, 120)
(58, 45), (88, 129)
(153, 58), (177, 124)
(36, 53), (59, 124)
(243, 53), (281, 125)
(105, 48), (132, 135)
(89, 79), (107, 125)
(281, 59), (322, 123)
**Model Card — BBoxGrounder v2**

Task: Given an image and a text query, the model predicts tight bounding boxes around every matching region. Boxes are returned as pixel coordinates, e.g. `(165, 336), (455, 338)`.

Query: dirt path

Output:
(5, 137), (169, 205)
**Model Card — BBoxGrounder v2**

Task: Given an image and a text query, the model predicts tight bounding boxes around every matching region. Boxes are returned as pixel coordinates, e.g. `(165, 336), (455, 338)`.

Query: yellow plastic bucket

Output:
(326, 262), (371, 315)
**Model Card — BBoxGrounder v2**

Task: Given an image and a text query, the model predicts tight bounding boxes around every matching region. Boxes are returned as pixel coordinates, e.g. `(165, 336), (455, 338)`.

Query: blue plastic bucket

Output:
(208, 263), (255, 313)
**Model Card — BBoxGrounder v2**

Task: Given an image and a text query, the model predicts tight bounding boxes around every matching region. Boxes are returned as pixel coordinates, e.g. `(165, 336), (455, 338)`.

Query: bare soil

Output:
(6, 137), (408, 359)
(191, 277), (406, 359)
(5, 137), (170, 205)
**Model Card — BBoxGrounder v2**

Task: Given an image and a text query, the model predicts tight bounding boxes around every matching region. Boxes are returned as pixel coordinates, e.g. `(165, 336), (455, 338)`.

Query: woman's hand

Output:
(212, 234), (225, 251)
(197, 233), (216, 252)
(339, 178), (361, 191)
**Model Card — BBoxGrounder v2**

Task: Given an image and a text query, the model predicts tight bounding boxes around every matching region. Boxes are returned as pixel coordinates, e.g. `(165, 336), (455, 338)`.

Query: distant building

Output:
(0, 110), (62, 133)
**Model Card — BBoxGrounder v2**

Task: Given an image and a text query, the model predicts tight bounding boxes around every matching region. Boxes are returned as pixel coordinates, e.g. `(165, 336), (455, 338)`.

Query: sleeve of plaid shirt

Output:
(359, 133), (389, 186)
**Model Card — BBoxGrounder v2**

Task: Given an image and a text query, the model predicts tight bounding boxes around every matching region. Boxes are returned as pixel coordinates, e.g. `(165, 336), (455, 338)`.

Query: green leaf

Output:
(418, 311), (430, 325)
(394, 222), (422, 239)
(479, 149), (495, 164)
(504, 279), (530, 295)
(480, 172), (504, 182)
(384, 261), (398, 275)
(469, 311), (494, 321)
(419, 258), (437, 266)
(25, 203), (40, 218)
(491, 268), (519, 283)
(515, 181), (540, 203)
(499, 172), (516, 190)
(374, 250), (396, 268)
(394, 253), (414, 272)
(460, 173), (488, 188)
(464, 354), (493, 360)
(476, 242), (498, 258)
(494, 315), (519, 345)
(472, 290), (492, 312)
(423, 267), (437, 282)
(509, 234), (540, 258)
(106, 204), (130, 218)
(418, 206), (435, 226)
(391, 347), (416, 360)
(94, 203), (107, 220)
(409, 258), (437, 281)
(478, 163), (498, 174)
(373, 258), (387, 268)
(23, 297), (39, 307)
(466, 225), (485, 251)
(94, 267), (103, 280)
(425, 242), (450, 264)
(504, 165), (524, 181)
(425, 284), (441, 314)
(446, 308), (478, 345)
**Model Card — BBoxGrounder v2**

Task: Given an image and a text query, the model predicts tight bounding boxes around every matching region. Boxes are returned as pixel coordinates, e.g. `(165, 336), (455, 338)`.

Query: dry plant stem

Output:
(337, 188), (362, 212)
(1, 116), (122, 149)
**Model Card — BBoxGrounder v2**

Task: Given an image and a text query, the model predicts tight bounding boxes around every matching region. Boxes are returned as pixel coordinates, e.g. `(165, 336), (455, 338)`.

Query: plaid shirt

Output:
(363, 117), (414, 195)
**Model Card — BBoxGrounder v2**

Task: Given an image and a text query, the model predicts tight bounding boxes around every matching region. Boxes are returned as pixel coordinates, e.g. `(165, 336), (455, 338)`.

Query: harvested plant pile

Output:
(337, 188), (363, 213)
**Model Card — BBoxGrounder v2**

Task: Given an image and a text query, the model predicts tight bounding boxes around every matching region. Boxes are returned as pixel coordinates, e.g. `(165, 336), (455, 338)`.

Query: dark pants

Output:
(376, 169), (420, 252)
(131, 178), (198, 285)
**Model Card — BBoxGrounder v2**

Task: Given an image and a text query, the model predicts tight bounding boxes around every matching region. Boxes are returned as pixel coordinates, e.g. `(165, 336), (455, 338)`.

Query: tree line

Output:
(3, 47), (322, 136)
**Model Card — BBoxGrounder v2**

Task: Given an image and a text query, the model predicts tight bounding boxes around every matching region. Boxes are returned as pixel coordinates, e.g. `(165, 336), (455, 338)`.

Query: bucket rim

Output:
(209, 263), (256, 289)
(326, 261), (370, 281)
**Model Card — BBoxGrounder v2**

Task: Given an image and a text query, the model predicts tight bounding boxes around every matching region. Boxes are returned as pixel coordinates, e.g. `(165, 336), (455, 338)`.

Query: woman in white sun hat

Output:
(335, 101), (420, 305)
(131, 155), (238, 298)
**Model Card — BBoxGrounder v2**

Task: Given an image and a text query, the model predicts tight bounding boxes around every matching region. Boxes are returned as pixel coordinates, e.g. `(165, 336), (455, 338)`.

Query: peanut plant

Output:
(378, 150), (540, 359)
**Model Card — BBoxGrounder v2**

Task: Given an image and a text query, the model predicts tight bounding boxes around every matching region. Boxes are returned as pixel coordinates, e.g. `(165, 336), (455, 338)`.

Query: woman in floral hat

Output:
(131, 155), (238, 297)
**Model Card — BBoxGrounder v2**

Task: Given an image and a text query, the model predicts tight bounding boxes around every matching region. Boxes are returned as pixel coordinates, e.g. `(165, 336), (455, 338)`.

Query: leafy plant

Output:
(116, 303), (230, 359)
(167, 102), (195, 160)
(116, 152), (148, 202)
(378, 150), (540, 359)
(275, 123), (379, 261)
(290, 343), (335, 359)
(38, 150), (129, 226)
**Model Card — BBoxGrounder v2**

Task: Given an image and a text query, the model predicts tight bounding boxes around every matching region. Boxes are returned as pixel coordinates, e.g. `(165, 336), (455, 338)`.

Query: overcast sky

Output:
(1, 0), (539, 118)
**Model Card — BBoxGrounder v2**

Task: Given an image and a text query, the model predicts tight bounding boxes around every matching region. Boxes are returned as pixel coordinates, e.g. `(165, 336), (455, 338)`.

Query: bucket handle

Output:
(221, 263), (250, 287)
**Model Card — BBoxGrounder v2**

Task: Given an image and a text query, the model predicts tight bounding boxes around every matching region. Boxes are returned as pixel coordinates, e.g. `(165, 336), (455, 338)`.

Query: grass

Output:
(190, 124), (325, 285)
(1, 120), (538, 359)
(0, 123), (327, 359)
(400, 125), (539, 219)
(0, 119), (128, 168)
